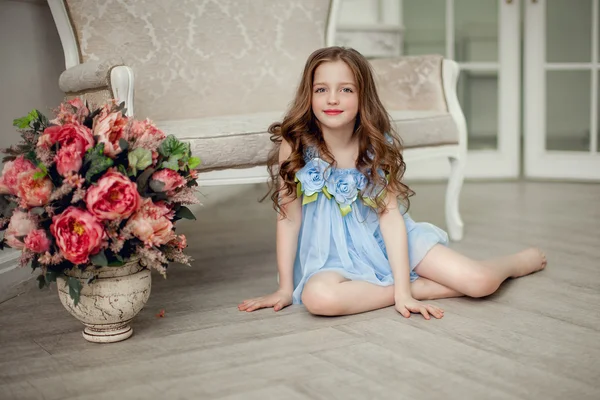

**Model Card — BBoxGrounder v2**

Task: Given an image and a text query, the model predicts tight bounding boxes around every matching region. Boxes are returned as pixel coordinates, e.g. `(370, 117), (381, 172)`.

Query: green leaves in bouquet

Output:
(136, 166), (157, 196)
(90, 251), (108, 267)
(159, 135), (189, 159)
(36, 275), (45, 289)
(188, 157), (201, 169)
(161, 155), (181, 171)
(118, 138), (129, 152)
(13, 109), (49, 132)
(90, 250), (125, 267)
(175, 205), (196, 220)
(13, 110), (37, 129)
(149, 179), (165, 193)
(84, 143), (114, 181)
(32, 162), (48, 180)
(4, 109), (50, 164)
(12, 109), (39, 129)
(68, 277), (82, 306)
(36, 269), (58, 290)
(0, 195), (17, 219)
(128, 148), (153, 176)
(157, 135), (200, 171)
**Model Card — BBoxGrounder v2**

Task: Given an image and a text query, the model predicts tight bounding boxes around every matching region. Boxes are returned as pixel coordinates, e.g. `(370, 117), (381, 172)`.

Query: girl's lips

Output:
(324, 110), (343, 115)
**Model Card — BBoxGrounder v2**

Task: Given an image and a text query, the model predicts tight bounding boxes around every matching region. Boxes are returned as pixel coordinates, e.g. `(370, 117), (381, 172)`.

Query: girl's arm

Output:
(275, 140), (302, 294)
(378, 190), (412, 299)
(238, 139), (301, 312)
(378, 190), (439, 319)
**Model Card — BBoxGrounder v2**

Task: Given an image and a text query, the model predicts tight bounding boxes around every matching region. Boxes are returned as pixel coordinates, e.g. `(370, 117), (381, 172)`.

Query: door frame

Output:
(524, 0), (600, 180)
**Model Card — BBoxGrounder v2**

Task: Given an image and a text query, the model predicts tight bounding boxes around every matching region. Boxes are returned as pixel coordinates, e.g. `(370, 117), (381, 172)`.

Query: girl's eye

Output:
(315, 87), (326, 93)
(342, 87), (353, 93)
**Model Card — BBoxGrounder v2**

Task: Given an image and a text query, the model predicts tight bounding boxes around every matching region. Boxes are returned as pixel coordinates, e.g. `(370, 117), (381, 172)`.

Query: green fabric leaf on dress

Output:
(362, 196), (377, 208)
(339, 204), (352, 216)
(302, 192), (318, 205)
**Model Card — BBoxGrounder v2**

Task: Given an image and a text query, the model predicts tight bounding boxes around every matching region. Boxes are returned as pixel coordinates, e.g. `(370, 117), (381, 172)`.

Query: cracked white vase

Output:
(57, 261), (151, 343)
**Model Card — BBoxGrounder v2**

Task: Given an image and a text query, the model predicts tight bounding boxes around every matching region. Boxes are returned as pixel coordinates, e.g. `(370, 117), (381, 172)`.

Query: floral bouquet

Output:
(0, 99), (200, 305)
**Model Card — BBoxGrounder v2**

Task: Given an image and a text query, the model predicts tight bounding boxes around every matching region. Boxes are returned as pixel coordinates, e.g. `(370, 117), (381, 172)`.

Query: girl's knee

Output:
(301, 281), (342, 316)
(463, 267), (500, 298)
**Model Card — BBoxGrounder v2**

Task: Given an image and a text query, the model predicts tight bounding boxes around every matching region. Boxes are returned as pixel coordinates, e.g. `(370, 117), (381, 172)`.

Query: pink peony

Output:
(85, 169), (140, 220)
(16, 170), (53, 207)
(24, 229), (51, 253)
(0, 156), (36, 195)
(93, 107), (128, 157)
(4, 211), (36, 249)
(51, 98), (89, 125)
(169, 234), (187, 250)
(55, 145), (83, 177)
(151, 169), (186, 193)
(129, 119), (166, 142)
(39, 123), (94, 155)
(125, 198), (176, 247)
(50, 207), (105, 264)
(129, 119), (166, 160)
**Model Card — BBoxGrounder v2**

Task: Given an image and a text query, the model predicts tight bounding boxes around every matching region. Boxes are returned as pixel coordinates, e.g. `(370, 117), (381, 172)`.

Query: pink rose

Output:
(0, 156), (36, 195)
(93, 107), (128, 157)
(55, 145), (83, 177)
(151, 169), (186, 193)
(39, 123), (94, 155)
(24, 229), (51, 253)
(85, 169), (140, 220)
(16, 170), (53, 208)
(50, 207), (105, 264)
(4, 211), (36, 249)
(125, 198), (176, 247)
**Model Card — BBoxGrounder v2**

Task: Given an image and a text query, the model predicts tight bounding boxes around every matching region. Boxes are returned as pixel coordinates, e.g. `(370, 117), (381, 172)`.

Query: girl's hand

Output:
(238, 289), (293, 312)
(395, 296), (444, 320)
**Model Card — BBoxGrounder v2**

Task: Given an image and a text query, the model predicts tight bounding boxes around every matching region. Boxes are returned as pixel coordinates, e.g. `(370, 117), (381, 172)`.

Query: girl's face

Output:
(311, 60), (359, 133)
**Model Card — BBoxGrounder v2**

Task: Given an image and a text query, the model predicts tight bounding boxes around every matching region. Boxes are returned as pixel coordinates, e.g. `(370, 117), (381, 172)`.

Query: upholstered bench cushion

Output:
(158, 110), (459, 171)
(388, 110), (459, 149)
(157, 112), (282, 171)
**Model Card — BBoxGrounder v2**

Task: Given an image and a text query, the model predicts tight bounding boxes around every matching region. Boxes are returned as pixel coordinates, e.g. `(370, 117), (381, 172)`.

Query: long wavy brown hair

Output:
(265, 46), (414, 215)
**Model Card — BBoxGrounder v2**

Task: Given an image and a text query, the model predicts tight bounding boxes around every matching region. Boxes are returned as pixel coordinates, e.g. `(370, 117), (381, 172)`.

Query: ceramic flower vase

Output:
(56, 260), (151, 343)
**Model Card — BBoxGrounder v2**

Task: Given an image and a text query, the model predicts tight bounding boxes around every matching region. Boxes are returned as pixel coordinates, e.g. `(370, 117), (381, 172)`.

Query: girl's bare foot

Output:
(510, 247), (547, 278)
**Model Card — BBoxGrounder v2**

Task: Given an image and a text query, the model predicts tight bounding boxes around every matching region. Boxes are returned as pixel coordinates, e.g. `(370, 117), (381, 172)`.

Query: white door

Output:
(404, 0), (523, 179)
(337, 0), (522, 179)
(524, 0), (600, 180)
(403, 0), (522, 179)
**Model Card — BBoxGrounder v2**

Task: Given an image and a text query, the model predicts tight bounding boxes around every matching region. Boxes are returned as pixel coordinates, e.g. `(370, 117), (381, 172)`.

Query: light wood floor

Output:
(1, 181), (599, 400)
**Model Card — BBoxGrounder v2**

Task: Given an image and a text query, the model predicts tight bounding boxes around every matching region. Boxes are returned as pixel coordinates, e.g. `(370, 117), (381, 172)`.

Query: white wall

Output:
(0, 0), (65, 149)
(0, 0), (65, 296)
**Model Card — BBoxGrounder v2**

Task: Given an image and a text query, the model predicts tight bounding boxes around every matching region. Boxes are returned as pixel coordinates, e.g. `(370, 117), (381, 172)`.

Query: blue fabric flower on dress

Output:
(295, 158), (331, 196)
(326, 172), (359, 207)
(355, 172), (368, 191)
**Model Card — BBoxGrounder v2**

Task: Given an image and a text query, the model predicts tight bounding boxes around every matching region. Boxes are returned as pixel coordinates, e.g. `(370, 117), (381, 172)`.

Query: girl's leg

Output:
(411, 277), (463, 300)
(301, 271), (395, 316)
(414, 245), (547, 298)
(301, 271), (461, 316)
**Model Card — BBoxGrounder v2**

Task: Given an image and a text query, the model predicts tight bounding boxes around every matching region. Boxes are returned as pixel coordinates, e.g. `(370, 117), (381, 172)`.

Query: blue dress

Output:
(292, 146), (448, 304)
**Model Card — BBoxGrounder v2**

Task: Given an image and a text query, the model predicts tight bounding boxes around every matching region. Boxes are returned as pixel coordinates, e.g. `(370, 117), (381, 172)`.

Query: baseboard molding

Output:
(0, 249), (29, 302)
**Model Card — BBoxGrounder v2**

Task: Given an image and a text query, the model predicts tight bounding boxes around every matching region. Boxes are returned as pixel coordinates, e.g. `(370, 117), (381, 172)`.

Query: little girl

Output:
(238, 47), (546, 319)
